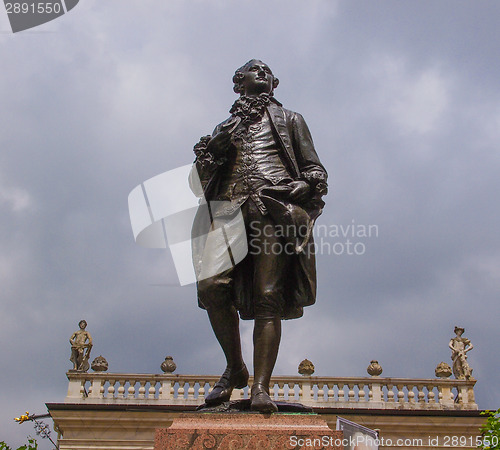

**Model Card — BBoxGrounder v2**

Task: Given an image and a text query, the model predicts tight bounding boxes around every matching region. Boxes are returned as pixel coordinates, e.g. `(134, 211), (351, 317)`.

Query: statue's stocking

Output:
(207, 305), (245, 371)
(251, 317), (281, 412)
(204, 305), (248, 405)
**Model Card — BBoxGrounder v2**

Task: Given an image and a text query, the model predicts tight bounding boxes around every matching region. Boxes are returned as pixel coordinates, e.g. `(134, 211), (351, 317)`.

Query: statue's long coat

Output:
(191, 100), (328, 320)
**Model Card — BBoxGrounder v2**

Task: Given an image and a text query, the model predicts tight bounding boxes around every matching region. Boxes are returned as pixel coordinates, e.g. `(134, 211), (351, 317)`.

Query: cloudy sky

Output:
(1, 0), (499, 446)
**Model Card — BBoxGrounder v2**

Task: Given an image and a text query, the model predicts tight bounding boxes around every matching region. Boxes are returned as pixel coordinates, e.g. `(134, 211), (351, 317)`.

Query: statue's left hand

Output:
(288, 180), (310, 203)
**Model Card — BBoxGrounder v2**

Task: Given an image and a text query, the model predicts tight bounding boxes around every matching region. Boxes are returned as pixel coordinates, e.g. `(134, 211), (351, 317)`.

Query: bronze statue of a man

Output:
(191, 60), (327, 412)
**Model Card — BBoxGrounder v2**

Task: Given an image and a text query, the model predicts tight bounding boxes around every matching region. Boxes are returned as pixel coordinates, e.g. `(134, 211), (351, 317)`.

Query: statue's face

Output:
(79, 320), (87, 329)
(240, 60), (274, 96)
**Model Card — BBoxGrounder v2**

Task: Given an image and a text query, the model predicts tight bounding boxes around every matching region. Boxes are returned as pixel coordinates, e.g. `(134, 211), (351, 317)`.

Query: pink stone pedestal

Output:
(155, 413), (343, 449)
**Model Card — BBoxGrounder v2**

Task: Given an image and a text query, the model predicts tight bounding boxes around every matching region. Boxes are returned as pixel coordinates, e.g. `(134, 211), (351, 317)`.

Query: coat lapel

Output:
(267, 102), (300, 178)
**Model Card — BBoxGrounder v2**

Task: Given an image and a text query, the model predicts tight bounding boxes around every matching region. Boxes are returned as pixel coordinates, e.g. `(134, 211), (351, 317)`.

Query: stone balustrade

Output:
(64, 372), (477, 410)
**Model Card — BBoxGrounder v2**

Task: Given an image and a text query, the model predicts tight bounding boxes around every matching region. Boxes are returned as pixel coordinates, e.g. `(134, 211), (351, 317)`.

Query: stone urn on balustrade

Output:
(161, 356), (176, 374)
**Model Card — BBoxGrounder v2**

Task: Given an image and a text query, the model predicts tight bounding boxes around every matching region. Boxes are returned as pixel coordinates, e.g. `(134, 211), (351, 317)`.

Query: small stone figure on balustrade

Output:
(449, 326), (473, 380)
(69, 320), (93, 372)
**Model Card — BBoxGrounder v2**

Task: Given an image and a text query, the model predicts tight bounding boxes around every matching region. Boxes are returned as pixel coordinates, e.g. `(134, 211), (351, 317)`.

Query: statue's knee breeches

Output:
(253, 287), (284, 320)
(197, 274), (233, 310)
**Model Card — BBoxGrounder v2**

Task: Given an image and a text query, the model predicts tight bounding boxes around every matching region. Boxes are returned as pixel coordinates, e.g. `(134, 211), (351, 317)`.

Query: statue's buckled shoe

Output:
(250, 383), (278, 413)
(205, 365), (249, 405)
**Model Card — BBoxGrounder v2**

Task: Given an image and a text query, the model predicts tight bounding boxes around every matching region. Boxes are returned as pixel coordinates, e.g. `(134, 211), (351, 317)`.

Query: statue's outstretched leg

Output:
(204, 304), (248, 405)
(251, 317), (281, 413)
(198, 272), (249, 405)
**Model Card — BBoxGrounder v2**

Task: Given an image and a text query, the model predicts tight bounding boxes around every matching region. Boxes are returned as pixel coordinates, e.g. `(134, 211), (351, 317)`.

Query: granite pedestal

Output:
(155, 412), (343, 449)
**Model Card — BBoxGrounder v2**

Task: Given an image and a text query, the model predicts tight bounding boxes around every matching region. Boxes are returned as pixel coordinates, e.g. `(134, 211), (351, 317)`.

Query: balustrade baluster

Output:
(397, 384), (405, 403)
(138, 381), (146, 399)
(127, 380), (136, 399)
(348, 384), (356, 402)
(427, 385), (436, 404)
(117, 380), (126, 399)
(417, 385), (425, 404)
(407, 385), (415, 404)
(277, 382), (285, 401)
(148, 382), (157, 399)
(338, 384), (345, 402)
(327, 383), (335, 402)
(358, 383), (367, 402)
(187, 382), (195, 400)
(198, 382), (205, 401)
(107, 380), (115, 398)
(387, 384), (395, 402)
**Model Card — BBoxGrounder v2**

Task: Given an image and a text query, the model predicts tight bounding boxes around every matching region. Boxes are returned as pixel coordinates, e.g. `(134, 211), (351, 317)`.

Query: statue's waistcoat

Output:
(216, 111), (292, 216)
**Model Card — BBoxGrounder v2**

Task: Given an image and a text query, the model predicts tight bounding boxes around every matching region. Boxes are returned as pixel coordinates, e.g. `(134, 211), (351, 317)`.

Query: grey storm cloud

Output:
(1, 0), (499, 446)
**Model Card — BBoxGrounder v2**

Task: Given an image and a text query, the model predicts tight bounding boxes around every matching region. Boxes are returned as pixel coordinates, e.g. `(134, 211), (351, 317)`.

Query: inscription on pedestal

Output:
(155, 413), (343, 449)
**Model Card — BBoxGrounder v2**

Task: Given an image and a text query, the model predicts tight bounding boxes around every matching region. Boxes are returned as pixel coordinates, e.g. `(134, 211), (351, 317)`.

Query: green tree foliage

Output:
(0, 437), (38, 450)
(480, 409), (500, 450)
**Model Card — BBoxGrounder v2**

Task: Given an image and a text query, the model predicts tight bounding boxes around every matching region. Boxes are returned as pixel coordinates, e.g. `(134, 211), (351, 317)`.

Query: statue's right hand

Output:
(207, 130), (231, 156)
(207, 118), (240, 156)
